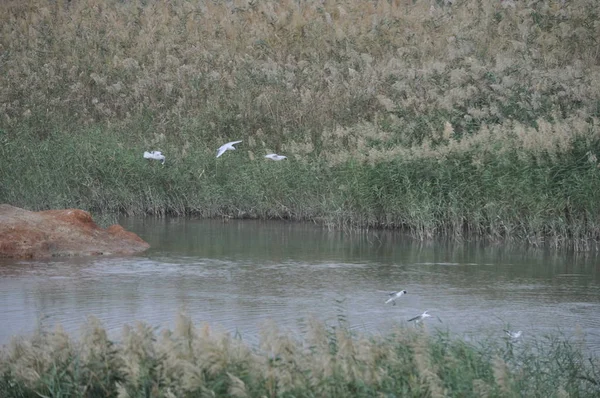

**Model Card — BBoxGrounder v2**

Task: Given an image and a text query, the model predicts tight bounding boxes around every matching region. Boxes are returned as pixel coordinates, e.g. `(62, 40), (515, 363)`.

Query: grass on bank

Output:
(1, 0), (600, 248)
(1, 126), (598, 250)
(0, 313), (599, 397)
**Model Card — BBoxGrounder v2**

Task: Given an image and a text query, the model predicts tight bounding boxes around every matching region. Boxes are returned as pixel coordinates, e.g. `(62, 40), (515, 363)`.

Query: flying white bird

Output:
(385, 290), (407, 305)
(264, 154), (287, 161)
(504, 329), (523, 340)
(408, 311), (432, 323)
(143, 151), (165, 164)
(216, 140), (243, 158)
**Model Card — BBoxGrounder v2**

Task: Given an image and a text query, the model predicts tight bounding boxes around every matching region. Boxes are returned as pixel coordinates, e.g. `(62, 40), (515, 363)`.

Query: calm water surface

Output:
(1, 218), (599, 352)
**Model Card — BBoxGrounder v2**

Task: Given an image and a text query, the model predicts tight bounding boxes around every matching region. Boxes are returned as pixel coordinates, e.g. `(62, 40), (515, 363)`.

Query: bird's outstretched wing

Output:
(407, 315), (421, 322)
(216, 146), (227, 158)
(217, 141), (242, 157)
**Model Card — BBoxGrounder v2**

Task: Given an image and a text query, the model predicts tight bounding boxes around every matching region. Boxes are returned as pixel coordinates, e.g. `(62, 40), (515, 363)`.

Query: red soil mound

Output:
(0, 205), (149, 258)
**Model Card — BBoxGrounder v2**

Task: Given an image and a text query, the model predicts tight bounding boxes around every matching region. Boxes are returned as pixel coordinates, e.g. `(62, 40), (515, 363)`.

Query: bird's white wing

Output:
(217, 141), (242, 157)
(143, 151), (152, 158)
(216, 145), (228, 158)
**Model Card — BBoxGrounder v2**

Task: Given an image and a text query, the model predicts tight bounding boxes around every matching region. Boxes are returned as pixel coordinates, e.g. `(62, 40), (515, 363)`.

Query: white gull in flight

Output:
(504, 329), (523, 340)
(264, 153), (287, 161)
(408, 311), (432, 323)
(216, 140), (242, 158)
(385, 290), (407, 305)
(143, 151), (165, 164)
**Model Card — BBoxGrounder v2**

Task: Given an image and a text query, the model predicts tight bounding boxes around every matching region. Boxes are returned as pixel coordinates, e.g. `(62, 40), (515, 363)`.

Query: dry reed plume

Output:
(2, 0), (599, 155)
(1, 0), (599, 248)
(1, 313), (598, 397)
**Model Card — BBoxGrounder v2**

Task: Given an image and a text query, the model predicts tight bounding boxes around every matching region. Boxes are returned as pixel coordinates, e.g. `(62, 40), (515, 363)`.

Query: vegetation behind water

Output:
(1, 313), (599, 397)
(1, 0), (600, 249)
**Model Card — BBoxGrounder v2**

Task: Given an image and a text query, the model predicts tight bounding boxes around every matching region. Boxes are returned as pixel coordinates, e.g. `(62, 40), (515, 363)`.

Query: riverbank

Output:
(1, 0), (599, 249)
(2, 126), (598, 250)
(1, 314), (598, 397)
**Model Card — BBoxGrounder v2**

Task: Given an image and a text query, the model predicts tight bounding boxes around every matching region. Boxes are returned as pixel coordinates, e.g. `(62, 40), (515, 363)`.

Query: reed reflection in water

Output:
(0, 218), (599, 354)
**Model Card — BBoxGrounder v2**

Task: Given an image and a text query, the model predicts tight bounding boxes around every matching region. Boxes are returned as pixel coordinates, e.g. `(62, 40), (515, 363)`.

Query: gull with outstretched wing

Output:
(216, 140), (243, 158)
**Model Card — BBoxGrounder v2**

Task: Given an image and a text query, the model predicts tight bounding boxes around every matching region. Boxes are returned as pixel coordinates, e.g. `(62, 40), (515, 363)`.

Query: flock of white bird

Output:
(384, 290), (435, 325)
(144, 140), (287, 165)
(144, 142), (522, 340)
(386, 290), (523, 340)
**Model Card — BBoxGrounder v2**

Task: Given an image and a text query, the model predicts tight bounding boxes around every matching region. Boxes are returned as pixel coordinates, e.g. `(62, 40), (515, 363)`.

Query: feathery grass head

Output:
(1, 0), (600, 248)
(1, 316), (599, 396)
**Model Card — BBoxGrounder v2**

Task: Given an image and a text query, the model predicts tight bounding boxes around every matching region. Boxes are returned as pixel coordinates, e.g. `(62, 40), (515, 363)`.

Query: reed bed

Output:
(1, 0), (600, 249)
(0, 313), (598, 397)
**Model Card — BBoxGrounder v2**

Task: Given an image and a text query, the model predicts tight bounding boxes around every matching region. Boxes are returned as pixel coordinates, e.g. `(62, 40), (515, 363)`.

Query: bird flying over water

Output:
(143, 151), (165, 164)
(216, 140), (242, 158)
(385, 290), (407, 305)
(504, 329), (523, 340)
(408, 310), (432, 323)
(264, 153), (287, 161)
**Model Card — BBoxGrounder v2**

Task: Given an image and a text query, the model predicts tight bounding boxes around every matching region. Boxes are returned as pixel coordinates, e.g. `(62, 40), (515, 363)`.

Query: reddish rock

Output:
(0, 204), (149, 258)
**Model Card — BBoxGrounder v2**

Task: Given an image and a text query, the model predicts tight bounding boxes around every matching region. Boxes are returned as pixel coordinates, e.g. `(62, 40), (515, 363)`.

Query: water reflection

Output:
(1, 218), (599, 354)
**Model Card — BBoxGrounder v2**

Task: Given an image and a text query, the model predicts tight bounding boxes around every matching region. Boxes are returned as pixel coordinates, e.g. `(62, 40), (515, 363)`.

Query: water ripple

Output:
(1, 219), (599, 355)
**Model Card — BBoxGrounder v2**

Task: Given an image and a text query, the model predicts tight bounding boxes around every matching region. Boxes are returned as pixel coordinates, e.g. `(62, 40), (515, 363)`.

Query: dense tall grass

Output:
(1, 313), (598, 397)
(1, 0), (600, 249)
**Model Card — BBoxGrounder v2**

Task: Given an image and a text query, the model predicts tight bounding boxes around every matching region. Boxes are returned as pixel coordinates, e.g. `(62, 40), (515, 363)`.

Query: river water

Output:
(1, 218), (599, 353)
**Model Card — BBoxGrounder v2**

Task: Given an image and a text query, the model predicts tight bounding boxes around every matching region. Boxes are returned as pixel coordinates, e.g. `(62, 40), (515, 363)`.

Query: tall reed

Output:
(1, 314), (598, 397)
(1, 0), (599, 248)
